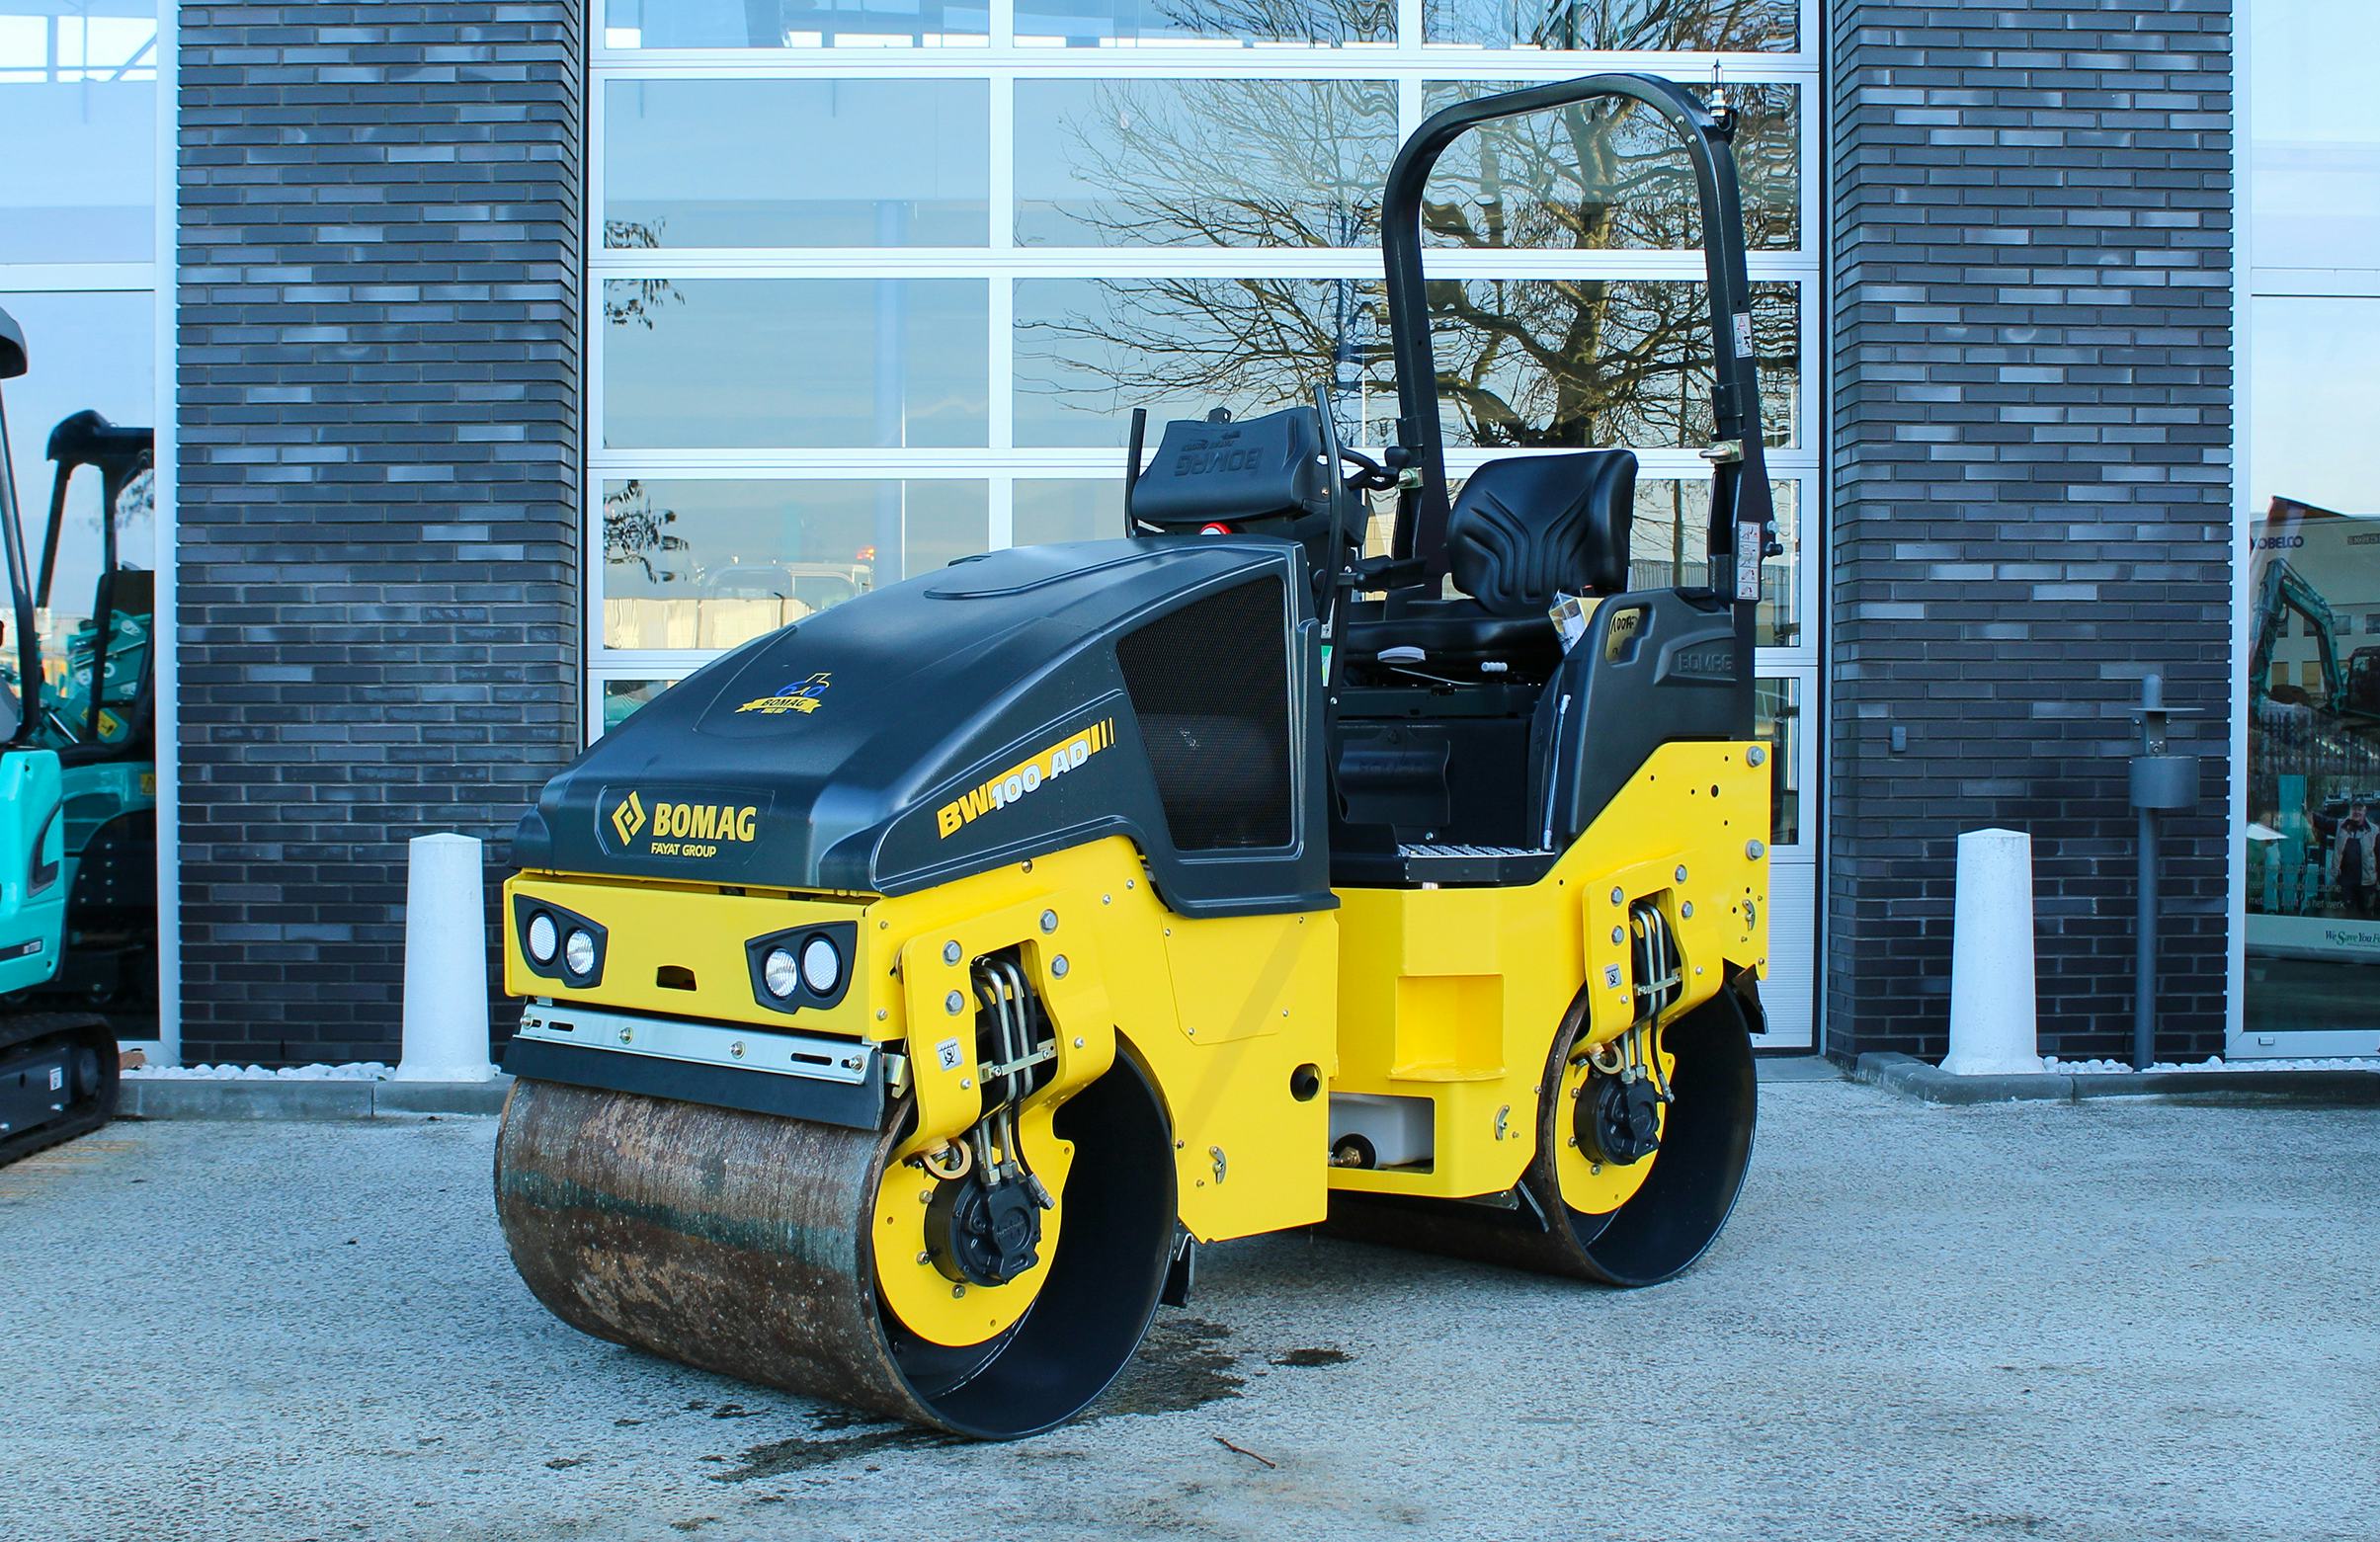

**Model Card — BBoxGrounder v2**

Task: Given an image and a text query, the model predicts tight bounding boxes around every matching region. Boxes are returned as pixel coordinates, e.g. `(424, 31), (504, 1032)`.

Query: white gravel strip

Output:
(124, 1062), (393, 1082)
(2043, 1055), (2379, 1076)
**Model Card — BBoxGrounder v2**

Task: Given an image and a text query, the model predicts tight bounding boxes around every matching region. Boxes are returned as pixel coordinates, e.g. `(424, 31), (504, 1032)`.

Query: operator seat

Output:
(1344, 449), (1635, 679)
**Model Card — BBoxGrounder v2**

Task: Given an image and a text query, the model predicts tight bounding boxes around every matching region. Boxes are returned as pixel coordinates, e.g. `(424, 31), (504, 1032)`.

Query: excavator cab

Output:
(0, 306), (122, 1166)
(493, 73), (1775, 1436)
(36, 409), (156, 759)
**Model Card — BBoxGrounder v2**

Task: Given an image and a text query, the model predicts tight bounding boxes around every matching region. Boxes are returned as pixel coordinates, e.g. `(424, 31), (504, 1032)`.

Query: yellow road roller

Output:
(495, 72), (1779, 1438)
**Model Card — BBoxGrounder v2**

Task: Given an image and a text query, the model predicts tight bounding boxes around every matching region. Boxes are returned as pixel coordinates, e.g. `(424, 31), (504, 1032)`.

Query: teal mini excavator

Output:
(0, 303), (160, 1166)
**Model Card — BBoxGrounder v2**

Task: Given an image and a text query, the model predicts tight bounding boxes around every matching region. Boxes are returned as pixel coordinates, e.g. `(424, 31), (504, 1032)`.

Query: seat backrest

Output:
(1445, 450), (1635, 616)
(1128, 406), (1328, 529)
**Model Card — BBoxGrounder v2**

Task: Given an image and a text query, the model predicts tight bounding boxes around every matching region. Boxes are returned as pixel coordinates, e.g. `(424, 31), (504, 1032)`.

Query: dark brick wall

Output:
(1826, 1), (2235, 1061)
(177, 3), (585, 1064)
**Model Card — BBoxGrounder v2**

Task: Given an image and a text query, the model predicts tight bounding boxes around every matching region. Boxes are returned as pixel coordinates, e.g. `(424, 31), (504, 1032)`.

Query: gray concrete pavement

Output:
(4, 1082), (2375, 1542)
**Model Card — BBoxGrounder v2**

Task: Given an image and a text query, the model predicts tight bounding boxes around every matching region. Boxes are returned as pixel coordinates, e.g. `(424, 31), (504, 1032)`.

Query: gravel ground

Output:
(4, 1077), (2376, 1542)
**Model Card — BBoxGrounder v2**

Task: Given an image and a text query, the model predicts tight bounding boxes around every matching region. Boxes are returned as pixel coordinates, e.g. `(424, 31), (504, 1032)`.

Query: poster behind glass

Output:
(2245, 495), (2380, 1046)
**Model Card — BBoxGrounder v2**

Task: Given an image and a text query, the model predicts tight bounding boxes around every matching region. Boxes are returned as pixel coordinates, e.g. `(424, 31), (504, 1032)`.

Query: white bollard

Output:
(395, 833), (496, 1083)
(1941, 827), (2044, 1076)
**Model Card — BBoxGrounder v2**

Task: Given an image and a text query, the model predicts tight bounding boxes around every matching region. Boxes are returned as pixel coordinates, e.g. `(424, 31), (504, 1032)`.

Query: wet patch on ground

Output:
(1094, 1316), (1246, 1419)
(1269, 1346), (1351, 1368)
(714, 1413), (958, 1482)
(710, 1317), (1253, 1478)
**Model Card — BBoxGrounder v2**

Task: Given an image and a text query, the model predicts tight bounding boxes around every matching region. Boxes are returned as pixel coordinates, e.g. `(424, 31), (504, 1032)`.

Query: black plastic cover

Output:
(1128, 407), (1328, 528)
(0, 306), (23, 380)
(514, 537), (1334, 917)
(1527, 588), (1747, 850)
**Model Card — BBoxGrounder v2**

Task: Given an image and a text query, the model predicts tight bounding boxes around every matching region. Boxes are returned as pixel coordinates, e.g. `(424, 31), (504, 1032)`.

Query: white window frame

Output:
(2228, 12), (2380, 1059)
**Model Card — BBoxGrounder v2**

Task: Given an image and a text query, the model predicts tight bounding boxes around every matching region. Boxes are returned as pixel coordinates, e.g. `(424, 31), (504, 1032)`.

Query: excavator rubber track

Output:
(0, 1012), (120, 1169)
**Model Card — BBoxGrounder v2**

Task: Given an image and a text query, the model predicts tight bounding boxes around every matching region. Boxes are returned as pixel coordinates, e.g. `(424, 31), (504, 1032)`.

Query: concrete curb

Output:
(1852, 1052), (2380, 1107)
(117, 1065), (1841, 1119)
(121, 1076), (512, 1121)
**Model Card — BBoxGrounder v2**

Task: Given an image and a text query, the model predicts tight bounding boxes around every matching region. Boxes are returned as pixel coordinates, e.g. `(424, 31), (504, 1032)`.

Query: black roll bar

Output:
(1379, 72), (1776, 616)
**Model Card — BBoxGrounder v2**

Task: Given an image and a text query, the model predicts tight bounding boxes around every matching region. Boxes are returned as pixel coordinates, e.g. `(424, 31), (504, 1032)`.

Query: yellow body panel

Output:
(505, 837), (1338, 1250)
(869, 1107), (1075, 1346)
(1326, 739), (1768, 1202)
(1551, 1032), (1674, 1215)
(500, 739), (1764, 1263)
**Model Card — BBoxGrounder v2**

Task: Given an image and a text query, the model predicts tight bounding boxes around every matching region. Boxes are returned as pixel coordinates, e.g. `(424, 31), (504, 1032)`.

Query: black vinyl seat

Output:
(1344, 449), (1635, 679)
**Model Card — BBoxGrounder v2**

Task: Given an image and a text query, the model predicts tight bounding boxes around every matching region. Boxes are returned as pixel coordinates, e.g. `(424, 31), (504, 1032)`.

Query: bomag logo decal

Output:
(937, 720), (1114, 840)
(605, 790), (761, 860)
(736, 671), (834, 716)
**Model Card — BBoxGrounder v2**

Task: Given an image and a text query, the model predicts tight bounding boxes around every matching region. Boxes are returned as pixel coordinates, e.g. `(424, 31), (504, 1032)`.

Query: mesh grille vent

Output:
(1114, 576), (1292, 852)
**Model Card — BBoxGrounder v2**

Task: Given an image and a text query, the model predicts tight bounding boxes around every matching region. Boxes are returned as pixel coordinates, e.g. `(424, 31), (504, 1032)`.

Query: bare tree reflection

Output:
(1016, 5), (1797, 449)
(604, 480), (687, 585)
(603, 219), (683, 330)
(1425, 0), (1795, 51)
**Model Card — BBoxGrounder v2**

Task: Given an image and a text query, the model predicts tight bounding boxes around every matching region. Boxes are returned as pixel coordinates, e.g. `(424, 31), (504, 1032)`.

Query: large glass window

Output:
(0, 3), (159, 518)
(1015, 78), (1397, 247)
(1420, 80), (1800, 252)
(589, 11), (1820, 764)
(601, 0), (990, 49)
(605, 80), (990, 248)
(600, 478), (985, 653)
(0, 2), (157, 265)
(601, 279), (989, 449)
(2240, 2), (2380, 1055)
(1016, 277), (1393, 446)
(1423, 0), (1796, 52)
(1016, 0), (1392, 48)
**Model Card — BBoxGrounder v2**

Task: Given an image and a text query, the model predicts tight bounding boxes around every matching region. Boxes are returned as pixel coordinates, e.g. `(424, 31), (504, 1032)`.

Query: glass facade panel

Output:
(1755, 676), (1800, 847)
(1014, 0), (1393, 48)
(1420, 81), (1798, 252)
(602, 279), (989, 449)
(600, 478), (987, 652)
(1624, 479), (1799, 648)
(600, 677), (681, 735)
(1015, 78), (1397, 248)
(0, 289), (154, 555)
(1015, 479), (1122, 546)
(2249, 297), (2380, 518)
(600, 0), (989, 49)
(1425, 279), (1797, 449)
(2242, 3), (2380, 1051)
(605, 80), (989, 248)
(2249, 0), (2380, 273)
(1424, 0), (1795, 51)
(1016, 277), (1394, 447)
(0, 1), (157, 263)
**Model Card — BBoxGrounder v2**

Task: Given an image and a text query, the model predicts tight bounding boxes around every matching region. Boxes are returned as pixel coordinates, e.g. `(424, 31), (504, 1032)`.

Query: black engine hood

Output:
(517, 537), (1331, 917)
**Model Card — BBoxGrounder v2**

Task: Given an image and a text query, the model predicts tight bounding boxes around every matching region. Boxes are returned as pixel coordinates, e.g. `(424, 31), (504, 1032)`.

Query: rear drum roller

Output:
(493, 1052), (1177, 1439)
(1327, 984), (1758, 1285)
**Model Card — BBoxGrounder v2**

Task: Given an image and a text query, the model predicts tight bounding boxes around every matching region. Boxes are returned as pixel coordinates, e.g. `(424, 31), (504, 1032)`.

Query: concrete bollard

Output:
(395, 833), (496, 1083)
(1941, 827), (2044, 1077)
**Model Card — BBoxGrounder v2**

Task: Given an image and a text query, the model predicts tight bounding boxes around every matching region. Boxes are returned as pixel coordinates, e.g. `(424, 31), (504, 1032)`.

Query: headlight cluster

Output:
(745, 922), (856, 1014)
(514, 896), (605, 987)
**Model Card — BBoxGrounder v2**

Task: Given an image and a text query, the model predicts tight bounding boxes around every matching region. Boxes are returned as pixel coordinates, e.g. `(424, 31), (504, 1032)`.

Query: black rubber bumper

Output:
(501, 1035), (889, 1131)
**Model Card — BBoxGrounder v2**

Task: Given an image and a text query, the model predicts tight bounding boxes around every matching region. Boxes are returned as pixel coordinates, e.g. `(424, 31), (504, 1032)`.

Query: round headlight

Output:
(526, 912), (558, 964)
(799, 934), (842, 996)
(762, 946), (801, 999)
(563, 929), (597, 978)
